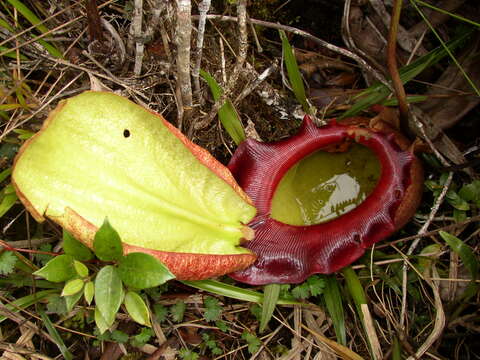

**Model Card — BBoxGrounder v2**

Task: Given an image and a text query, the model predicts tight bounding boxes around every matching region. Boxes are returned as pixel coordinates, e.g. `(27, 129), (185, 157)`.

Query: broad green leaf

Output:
(94, 265), (124, 327)
(12, 92), (256, 262)
(182, 280), (299, 305)
(73, 260), (89, 278)
(323, 275), (346, 345)
(260, 283), (280, 333)
(446, 191), (470, 211)
(93, 218), (123, 262)
(279, 30), (311, 114)
(200, 70), (246, 145)
(118, 252), (174, 289)
(84, 281), (94, 305)
(62, 278), (84, 296)
(439, 231), (478, 280)
(39, 308), (73, 360)
(459, 180), (480, 205)
(124, 291), (151, 326)
(63, 230), (93, 261)
(65, 289), (83, 312)
(95, 307), (110, 334)
(33, 255), (76, 283)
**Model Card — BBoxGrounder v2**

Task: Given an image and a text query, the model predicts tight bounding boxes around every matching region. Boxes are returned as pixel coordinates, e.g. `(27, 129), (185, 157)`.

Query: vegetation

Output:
(0, 0), (479, 359)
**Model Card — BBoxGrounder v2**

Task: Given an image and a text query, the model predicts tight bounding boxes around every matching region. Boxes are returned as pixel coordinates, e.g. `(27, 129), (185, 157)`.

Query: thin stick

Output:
(175, 0), (193, 130)
(133, 0), (144, 75)
(193, 0), (211, 100)
(194, 0), (248, 130)
(387, 0), (410, 129)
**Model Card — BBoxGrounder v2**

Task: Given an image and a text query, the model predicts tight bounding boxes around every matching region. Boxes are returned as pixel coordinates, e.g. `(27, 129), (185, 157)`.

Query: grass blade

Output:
(260, 283), (280, 333)
(200, 69), (246, 145)
(182, 280), (299, 305)
(279, 30), (312, 114)
(0, 289), (58, 323)
(39, 308), (73, 360)
(343, 267), (381, 359)
(6, 0), (63, 58)
(340, 30), (472, 119)
(439, 231), (478, 280)
(323, 275), (346, 345)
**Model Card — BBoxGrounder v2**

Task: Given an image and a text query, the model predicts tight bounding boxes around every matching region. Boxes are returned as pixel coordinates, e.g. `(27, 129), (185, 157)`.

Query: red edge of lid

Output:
(227, 116), (414, 285)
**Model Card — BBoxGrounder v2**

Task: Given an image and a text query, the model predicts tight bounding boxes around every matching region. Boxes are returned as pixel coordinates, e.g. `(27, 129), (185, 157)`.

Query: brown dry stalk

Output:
(175, 0), (193, 130)
(387, 0), (409, 129)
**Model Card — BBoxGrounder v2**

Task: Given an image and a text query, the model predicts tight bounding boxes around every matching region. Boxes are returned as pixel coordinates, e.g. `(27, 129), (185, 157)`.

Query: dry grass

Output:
(0, 0), (479, 359)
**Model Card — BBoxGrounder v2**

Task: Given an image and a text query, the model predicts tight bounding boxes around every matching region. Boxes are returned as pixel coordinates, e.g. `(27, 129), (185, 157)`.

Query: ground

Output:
(0, 1), (479, 359)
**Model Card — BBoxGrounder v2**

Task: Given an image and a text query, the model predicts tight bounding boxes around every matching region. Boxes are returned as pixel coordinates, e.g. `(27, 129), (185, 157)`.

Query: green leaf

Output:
(153, 303), (168, 322)
(170, 301), (186, 323)
(179, 349), (199, 360)
(182, 280), (299, 305)
(95, 307), (110, 334)
(439, 231), (479, 280)
(0, 184), (18, 218)
(203, 296), (222, 322)
(65, 289), (83, 312)
(279, 30), (311, 113)
(0, 251), (17, 275)
(63, 230), (94, 261)
(0, 168), (12, 183)
(130, 327), (154, 347)
(307, 275), (325, 296)
(459, 180), (480, 204)
(323, 275), (346, 345)
(124, 291), (151, 326)
(73, 260), (89, 278)
(93, 218), (124, 262)
(292, 283), (310, 299)
(33, 254), (76, 282)
(241, 331), (261, 354)
(84, 281), (94, 305)
(94, 265), (124, 327)
(200, 69), (246, 145)
(260, 283), (280, 333)
(446, 190), (470, 211)
(61, 278), (84, 296)
(111, 330), (129, 343)
(118, 252), (174, 289)
(39, 308), (73, 360)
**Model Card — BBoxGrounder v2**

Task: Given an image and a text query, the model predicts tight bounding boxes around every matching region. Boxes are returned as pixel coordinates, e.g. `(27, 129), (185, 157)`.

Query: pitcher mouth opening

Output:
(227, 115), (423, 285)
(269, 142), (381, 227)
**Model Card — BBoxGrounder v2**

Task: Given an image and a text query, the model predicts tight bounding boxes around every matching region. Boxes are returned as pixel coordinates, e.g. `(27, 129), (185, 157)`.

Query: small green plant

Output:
(202, 332), (223, 356)
(33, 219), (175, 333)
(425, 175), (480, 222)
(291, 274), (325, 299)
(178, 348), (199, 360)
(241, 331), (261, 354)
